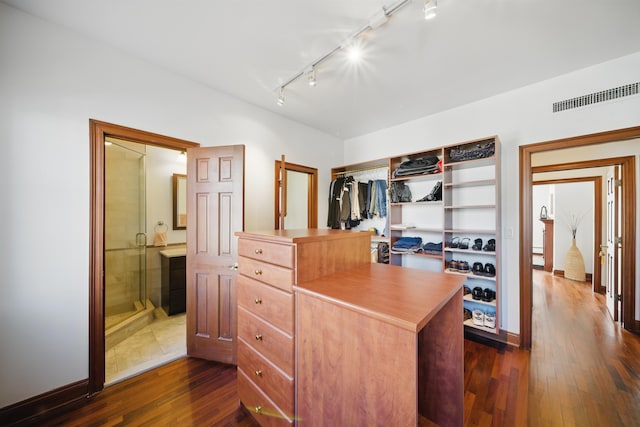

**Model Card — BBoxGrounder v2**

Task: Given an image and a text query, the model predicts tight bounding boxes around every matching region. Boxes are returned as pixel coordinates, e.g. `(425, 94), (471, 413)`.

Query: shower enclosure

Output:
(104, 138), (148, 332)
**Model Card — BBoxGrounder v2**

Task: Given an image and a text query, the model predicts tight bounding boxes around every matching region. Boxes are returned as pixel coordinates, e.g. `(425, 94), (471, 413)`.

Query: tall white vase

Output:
(564, 238), (586, 281)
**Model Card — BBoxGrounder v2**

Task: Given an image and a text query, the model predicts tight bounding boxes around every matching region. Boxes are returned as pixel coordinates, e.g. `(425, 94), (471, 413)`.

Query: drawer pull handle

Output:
(254, 405), (263, 414)
(254, 269), (262, 275)
(255, 298), (262, 304)
(255, 248), (263, 254)
(255, 334), (263, 341)
(255, 369), (262, 377)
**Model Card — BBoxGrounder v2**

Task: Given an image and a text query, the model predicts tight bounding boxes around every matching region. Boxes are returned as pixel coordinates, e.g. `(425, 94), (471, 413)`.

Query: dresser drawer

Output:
(238, 256), (294, 293)
(238, 339), (294, 415)
(238, 275), (293, 334)
(238, 307), (294, 377)
(238, 369), (293, 426)
(238, 238), (295, 268)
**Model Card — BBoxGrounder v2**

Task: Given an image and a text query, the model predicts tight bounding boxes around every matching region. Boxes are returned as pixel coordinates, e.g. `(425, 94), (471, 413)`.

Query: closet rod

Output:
(333, 165), (388, 176)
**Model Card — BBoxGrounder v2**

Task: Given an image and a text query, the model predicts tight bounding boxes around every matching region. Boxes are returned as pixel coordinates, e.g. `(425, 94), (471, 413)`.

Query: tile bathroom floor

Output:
(105, 312), (186, 385)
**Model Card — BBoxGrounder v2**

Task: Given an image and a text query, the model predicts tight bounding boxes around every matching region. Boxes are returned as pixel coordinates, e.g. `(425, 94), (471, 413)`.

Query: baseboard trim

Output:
(0, 378), (88, 426)
(506, 331), (521, 347)
(553, 270), (593, 281)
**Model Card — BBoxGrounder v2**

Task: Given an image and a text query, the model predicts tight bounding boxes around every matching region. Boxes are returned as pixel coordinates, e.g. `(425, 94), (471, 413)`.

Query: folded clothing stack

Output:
(391, 236), (423, 254)
(392, 155), (440, 177)
(422, 241), (442, 255)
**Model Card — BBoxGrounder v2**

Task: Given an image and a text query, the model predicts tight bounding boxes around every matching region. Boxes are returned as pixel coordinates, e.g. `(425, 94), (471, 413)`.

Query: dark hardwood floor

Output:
(22, 270), (640, 426)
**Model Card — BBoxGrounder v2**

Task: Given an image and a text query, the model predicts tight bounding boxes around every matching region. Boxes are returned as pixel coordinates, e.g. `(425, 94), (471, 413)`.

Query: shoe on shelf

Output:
(472, 309), (485, 326)
(458, 260), (470, 272)
(463, 285), (471, 295)
(483, 238), (496, 252)
(482, 288), (495, 302)
(472, 262), (484, 276)
(472, 238), (483, 251)
(484, 263), (496, 277)
(459, 237), (470, 250)
(449, 260), (460, 270)
(449, 237), (460, 248)
(484, 312), (496, 329)
(464, 308), (472, 321)
(472, 286), (483, 300)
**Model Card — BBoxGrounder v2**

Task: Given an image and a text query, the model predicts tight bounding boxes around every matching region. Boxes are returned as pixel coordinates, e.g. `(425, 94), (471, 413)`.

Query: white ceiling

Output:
(4, 0), (640, 139)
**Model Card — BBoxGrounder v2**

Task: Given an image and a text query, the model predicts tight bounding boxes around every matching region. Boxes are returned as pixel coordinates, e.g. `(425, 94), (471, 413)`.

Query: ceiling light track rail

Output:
(274, 0), (420, 106)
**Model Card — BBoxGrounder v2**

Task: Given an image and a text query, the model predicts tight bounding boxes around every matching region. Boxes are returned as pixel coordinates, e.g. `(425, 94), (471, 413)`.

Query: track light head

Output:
(424, 0), (437, 20)
(307, 67), (317, 87)
(276, 87), (285, 106)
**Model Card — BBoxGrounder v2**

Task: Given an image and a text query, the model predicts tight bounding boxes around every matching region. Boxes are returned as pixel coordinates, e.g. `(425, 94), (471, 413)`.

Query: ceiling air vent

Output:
(552, 82), (638, 113)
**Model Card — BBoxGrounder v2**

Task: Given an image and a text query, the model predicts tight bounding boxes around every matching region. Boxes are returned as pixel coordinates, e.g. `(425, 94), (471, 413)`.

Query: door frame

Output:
(273, 160), (318, 229)
(519, 126), (639, 349)
(89, 119), (199, 394)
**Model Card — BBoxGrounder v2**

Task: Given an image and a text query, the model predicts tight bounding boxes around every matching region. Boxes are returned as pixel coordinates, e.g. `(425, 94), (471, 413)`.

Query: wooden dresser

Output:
(296, 263), (464, 426)
(235, 229), (372, 426)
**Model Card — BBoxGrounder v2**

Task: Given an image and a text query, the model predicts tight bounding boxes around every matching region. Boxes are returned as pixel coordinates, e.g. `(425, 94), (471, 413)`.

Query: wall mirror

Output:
(173, 173), (187, 229)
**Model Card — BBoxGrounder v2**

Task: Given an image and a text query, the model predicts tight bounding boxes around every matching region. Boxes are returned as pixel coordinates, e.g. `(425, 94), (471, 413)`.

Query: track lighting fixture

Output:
(273, 0), (440, 104)
(306, 67), (317, 87)
(424, 0), (437, 20)
(276, 87), (285, 106)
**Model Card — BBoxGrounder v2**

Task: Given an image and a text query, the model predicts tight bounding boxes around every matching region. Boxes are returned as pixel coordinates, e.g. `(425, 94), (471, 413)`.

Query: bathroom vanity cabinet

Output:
(160, 249), (186, 315)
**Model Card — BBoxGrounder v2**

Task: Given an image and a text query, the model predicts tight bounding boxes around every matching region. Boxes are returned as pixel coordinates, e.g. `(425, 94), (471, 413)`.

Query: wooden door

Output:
(186, 145), (244, 364)
(605, 167), (619, 321)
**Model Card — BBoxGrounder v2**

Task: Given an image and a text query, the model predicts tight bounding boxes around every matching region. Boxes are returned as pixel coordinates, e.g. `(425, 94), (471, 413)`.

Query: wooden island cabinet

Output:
(236, 229), (465, 427)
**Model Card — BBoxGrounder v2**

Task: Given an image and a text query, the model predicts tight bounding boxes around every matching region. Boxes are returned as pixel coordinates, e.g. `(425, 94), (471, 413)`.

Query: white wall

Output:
(0, 3), (342, 407)
(146, 145), (187, 245)
(532, 185), (553, 253)
(344, 51), (640, 336)
(554, 182), (594, 274)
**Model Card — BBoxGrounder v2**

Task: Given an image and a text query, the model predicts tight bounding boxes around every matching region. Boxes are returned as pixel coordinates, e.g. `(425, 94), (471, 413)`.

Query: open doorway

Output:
(531, 176), (602, 292)
(274, 159), (318, 229)
(89, 120), (199, 393)
(519, 126), (639, 349)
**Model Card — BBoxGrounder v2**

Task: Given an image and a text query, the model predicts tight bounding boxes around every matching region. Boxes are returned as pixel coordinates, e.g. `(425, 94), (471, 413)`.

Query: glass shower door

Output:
(104, 139), (147, 329)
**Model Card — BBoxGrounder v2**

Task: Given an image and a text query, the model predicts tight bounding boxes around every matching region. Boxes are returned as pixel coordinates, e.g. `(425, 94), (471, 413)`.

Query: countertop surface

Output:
(295, 263), (464, 332)
(159, 247), (186, 258)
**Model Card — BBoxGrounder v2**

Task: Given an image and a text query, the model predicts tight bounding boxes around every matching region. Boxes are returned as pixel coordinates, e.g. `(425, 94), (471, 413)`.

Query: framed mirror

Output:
(173, 173), (187, 230)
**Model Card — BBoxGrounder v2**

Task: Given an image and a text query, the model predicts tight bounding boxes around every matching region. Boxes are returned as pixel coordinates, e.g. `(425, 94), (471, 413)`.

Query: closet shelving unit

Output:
(442, 137), (501, 336)
(330, 136), (501, 339)
(388, 148), (444, 268)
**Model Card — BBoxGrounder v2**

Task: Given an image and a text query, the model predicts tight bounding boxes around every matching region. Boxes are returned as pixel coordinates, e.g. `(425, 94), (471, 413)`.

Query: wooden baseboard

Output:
(0, 379), (88, 426)
(553, 270), (593, 281)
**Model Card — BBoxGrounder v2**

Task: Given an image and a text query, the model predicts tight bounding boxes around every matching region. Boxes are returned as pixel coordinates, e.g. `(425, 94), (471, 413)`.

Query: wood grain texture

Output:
(20, 271), (640, 426)
(295, 263), (465, 332)
(238, 257), (295, 293)
(238, 239), (295, 269)
(238, 275), (294, 334)
(237, 307), (294, 378)
(296, 291), (419, 426)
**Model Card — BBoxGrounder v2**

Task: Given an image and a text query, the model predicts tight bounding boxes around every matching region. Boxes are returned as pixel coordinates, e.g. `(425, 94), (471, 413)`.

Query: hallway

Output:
(528, 270), (640, 426)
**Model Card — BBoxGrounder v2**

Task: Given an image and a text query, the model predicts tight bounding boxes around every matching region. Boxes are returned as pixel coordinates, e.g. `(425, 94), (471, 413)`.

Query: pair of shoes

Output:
(471, 309), (497, 328)
(472, 262), (495, 277)
(482, 288), (495, 302)
(449, 260), (470, 273)
(483, 238), (496, 252)
(472, 238), (483, 251)
(471, 286), (483, 300)
(448, 237), (470, 249)
(416, 181), (442, 202)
